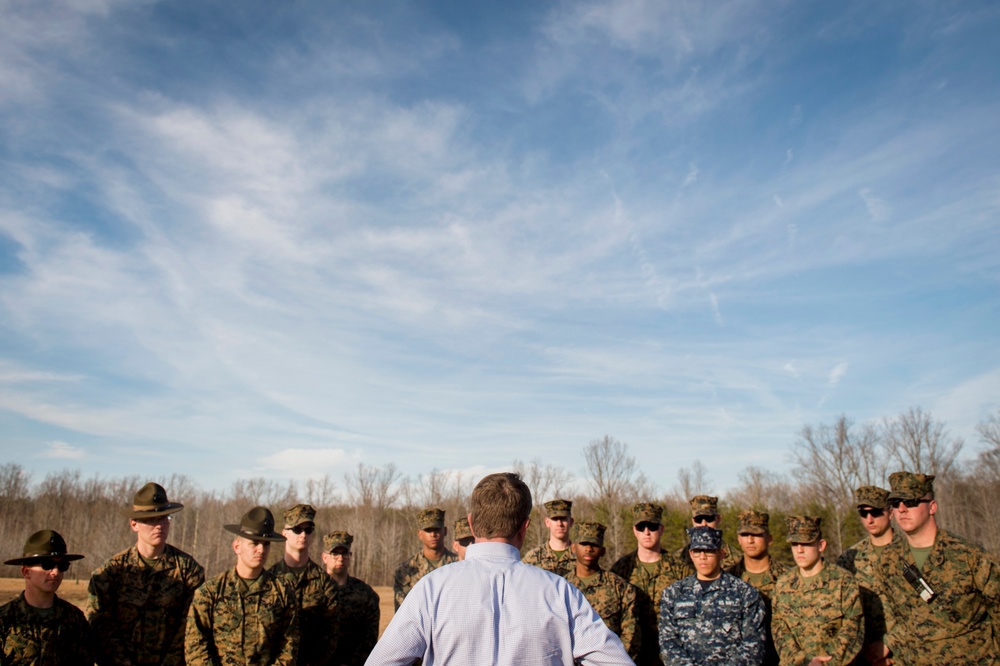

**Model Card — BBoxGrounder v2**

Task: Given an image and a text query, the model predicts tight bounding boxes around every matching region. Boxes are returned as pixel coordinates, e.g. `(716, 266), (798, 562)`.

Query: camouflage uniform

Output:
(658, 572), (766, 665)
(185, 568), (299, 666)
(88, 544), (205, 666)
(521, 541), (577, 577)
(837, 487), (896, 664)
(393, 508), (458, 610)
(676, 496), (740, 574)
(727, 509), (788, 666)
(773, 516), (862, 666)
(563, 521), (641, 660)
(268, 558), (338, 666)
(873, 528), (1000, 665)
(0, 592), (93, 666)
(330, 576), (380, 666)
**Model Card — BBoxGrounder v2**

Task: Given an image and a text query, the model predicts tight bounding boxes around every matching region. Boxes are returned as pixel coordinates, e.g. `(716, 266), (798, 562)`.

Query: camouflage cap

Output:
(417, 508), (446, 530)
(785, 515), (822, 543)
(687, 526), (723, 551)
(689, 495), (719, 517)
(453, 517), (473, 540)
(544, 499), (573, 518)
(631, 502), (663, 525)
(283, 503), (316, 528)
(887, 471), (935, 501)
(737, 510), (770, 535)
(576, 521), (606, 547)
(855, 486), (890, 509)
(322, 531), (353, 552)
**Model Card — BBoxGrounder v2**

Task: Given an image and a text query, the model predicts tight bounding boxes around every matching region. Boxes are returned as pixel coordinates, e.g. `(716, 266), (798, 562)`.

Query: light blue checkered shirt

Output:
(366, 541), (632, 666)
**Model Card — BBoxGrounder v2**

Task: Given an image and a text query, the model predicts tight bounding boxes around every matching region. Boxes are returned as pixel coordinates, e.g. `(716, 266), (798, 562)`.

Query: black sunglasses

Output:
(887, 498), (932, 509)
(289, 525), (314, 535)
(35, 559), (71, 572)
(692, 515), (715, 525)
(634, 521), (661, 533)
(858, 508), (885, 519)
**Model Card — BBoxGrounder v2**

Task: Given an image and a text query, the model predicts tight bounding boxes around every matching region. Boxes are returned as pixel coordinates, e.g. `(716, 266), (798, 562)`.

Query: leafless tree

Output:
(726, 466), (795, 510)
(883, 407), (962, 477)
(344, 463), (402, 511)
(582, 436), (645, 562)
(791, 415), (884, 554)
(513, 458), (573, 547)
(674, 460), (711, 503)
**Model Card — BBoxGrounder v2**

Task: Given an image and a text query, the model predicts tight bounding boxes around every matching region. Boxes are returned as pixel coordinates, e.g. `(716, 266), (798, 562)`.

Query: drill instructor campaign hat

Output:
(121, 482), (185, 519)
(224, 506), (287, 542)
(5, 529), (85, 565)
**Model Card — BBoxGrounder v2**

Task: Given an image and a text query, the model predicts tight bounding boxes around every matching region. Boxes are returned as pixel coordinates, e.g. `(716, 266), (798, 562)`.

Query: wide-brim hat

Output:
(5, 529), (84, 565)
(121, 482), (184, 519)
(224, 506), (286, 542)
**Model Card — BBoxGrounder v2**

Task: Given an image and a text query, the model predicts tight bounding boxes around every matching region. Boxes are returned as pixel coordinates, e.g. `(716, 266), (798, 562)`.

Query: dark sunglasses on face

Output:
(634, 522), (661, 533)
(289, 525), (314, 535)
(692, 515), (715, 525)
(457, 537), (475, 547)
(858, 508), (885, 519)
(35, 559), (71, 572)
(887, 498), (932, 510)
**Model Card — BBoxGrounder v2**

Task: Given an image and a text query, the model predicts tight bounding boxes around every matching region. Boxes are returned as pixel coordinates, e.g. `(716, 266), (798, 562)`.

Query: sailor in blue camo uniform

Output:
(659, 526), (766, 666)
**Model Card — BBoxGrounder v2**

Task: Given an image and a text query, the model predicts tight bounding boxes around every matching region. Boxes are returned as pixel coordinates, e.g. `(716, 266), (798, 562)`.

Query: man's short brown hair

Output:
(470, 473), (532, 540)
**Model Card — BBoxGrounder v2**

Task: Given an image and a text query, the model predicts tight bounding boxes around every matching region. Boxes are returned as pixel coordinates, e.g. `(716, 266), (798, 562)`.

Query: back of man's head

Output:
(470, 473), (532, 540)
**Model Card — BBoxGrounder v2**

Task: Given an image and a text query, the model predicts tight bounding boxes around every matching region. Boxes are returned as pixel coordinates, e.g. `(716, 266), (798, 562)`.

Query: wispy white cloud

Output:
(828, 363), (849, 388)
(39, 441), (85, 460)
(684, 163), (699, 187)
(858, 187), (890, 223)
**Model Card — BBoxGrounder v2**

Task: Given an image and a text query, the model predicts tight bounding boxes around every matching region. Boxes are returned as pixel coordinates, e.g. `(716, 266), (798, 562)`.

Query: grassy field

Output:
(0, 578), (395, 635)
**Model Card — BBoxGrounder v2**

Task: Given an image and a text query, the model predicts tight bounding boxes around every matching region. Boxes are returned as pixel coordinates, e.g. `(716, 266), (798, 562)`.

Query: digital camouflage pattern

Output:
(392, 549), (458, 610)
(658, 572), (766, 666)
(185, 568), (299, 666)
(688, 495), (718, 517)
(563, 569), (641, 661)
(0, 593), (93, 666)
(873, 528), (1000, 665)
(87, 543), (205, 666)
(836, 534), (896, 654)
(632, 502), (663, 525)
(543, 498), (573, 518)
(886, 470), (934, 501)
(576, 522), (607, 547)
(785, 515), (822, 544)
(674, 542), (740, 574)
(416, 508), (445, 530)
(854, 486), (889, 509)
(610, 551), (686, 666)
(452, 517), (473, 541)
(772, 563), (862, 666)
(727, 555), (788, 666)
(282, 503), (316, 527)
(323, 531), (353, 551)
(330, 576), (380, 666)
(736, 509), (769, 535)
(268, 558), (338, 666)
(521, 540), (576, 576)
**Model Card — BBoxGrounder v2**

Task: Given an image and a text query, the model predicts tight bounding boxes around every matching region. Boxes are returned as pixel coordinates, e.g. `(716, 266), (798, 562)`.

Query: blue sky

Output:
(1, 0), (998, 497)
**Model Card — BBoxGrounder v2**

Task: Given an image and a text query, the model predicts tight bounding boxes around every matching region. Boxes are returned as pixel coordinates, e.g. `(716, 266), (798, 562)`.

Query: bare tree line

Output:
(2, 406), (997, 585)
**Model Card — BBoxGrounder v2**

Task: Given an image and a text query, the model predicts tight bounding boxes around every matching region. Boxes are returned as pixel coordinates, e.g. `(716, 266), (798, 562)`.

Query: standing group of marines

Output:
(2, 469), (997, 665)
(0, 482), (380, 666)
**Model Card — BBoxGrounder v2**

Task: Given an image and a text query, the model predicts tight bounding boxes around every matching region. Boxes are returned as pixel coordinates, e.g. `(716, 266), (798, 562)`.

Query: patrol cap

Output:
(283, 503), (316, 528)
(122, 482), (184, 519)
(224, 506), (286, 542)
(689, 495), (718, 518)
(576, 522), (606, 547)
(887, 471), (935, 501)
(785, 515), (822, 543)
(855, 486), (890, 509)
(687, 526), (723, 551)
(453, 517), (473, 541)
(737, 510), (769, 535)
(4, 530), (84, 565)
(417, 508), (446, 530)
(323, 531), (353, 552)
(544, 499), (573, 518)
(632, 502), (663, 526)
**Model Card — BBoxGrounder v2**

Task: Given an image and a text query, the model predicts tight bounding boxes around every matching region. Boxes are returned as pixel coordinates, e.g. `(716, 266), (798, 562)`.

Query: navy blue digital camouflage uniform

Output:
(659, 571), (766, 666)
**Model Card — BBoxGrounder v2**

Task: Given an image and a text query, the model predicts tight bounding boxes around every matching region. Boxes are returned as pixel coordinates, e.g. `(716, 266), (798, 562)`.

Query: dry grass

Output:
(0, 579), (395, 635)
